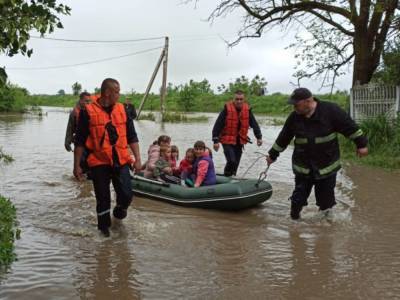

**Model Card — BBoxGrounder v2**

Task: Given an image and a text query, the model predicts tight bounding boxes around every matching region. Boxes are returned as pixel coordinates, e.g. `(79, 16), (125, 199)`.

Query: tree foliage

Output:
(373, 40), (400, 85)
(0, 0), (70, 87)
(177, 79), (212, 112)
(199, 0), (400, 87)
(72, 82), (82, 96)
(218, 75), (267, 96)
(0, 84), (29, 112)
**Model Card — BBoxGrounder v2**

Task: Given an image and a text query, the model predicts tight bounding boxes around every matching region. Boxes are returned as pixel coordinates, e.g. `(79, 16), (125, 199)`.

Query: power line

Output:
(7, 46), (164, 70)
(30, 33), (236, 44)
(30, 35), (165, 43)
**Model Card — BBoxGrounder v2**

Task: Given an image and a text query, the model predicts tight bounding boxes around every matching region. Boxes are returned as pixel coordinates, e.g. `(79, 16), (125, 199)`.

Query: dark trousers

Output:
(290, 174), (337, 210)
(91, 164), (133, 230)
(222, 144), (243, 176)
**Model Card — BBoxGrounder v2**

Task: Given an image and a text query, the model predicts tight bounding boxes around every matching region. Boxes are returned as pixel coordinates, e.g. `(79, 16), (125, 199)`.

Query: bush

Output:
(0, 196), (20, 268)
(340, 115), (400, 169)
(0, 84), (29, 112)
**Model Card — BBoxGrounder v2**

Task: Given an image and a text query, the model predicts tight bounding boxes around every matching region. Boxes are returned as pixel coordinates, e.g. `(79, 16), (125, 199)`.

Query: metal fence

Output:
(350, 84), (400, 121)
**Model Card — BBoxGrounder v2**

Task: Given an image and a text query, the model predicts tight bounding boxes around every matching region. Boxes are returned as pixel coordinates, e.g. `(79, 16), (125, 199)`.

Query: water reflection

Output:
(76, 232), (141, 300)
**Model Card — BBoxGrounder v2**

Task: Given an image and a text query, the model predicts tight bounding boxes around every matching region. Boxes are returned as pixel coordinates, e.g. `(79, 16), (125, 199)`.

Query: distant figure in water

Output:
(266, 87), (368, 220)
(124, 97), (137, 120)
(64, 92), (92, 176)
(64, 92), (92, 152)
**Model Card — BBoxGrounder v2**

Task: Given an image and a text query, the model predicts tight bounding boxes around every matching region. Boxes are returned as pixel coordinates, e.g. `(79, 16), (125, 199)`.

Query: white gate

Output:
(350, 84), (400, 121)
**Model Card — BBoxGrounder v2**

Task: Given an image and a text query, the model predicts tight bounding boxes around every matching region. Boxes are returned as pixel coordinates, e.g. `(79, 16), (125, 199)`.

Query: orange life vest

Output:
(219, 101), (250, 145)
(85, 98), (133, 167)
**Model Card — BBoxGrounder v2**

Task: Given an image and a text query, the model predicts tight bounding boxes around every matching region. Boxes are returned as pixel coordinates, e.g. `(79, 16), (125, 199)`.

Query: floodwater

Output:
(0, 107), (399, 299)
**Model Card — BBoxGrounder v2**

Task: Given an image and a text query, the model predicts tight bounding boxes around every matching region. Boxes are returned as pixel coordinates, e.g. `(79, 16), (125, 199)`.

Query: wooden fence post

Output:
(350, 87), (354, 120)
(396, 86), (400, 116)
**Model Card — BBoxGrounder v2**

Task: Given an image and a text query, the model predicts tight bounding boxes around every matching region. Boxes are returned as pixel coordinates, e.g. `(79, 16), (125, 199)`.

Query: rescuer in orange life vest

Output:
(212, 90), (263, 176)
(73, 78), (142, 237)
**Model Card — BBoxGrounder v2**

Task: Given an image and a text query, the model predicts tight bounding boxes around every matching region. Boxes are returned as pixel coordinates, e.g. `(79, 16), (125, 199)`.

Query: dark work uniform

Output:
(212, 106), (262, 176)
(75, 105), (139, 230)
(268, 99), (367, 210)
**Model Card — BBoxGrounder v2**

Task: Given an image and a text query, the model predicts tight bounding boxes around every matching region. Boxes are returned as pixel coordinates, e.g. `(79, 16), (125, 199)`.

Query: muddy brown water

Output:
(0, 107), (399, 299)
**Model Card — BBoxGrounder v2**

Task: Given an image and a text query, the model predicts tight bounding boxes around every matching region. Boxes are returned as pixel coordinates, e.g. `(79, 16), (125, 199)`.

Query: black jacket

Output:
(268, 99), (367, 179)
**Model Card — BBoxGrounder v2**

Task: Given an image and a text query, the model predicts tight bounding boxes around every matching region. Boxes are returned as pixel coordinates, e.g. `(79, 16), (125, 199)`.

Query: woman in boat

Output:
(192, 141), (217, 187)
(143, 135), (171, 178)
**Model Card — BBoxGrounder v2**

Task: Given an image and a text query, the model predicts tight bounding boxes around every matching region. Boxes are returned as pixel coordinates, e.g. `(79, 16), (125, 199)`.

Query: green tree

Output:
(222, 75), (268, 96)
(0, 84), (29, 112)
(199, 0), (400, 86)
(0, 0), (70, 87)
(58, 89), (66, 96)
(373, 40), (400, 85)
(167, 82), (180, 96)
(177, 79), (213, 112)
(72, 82), (82, 96)
(250, 75), (268, 96)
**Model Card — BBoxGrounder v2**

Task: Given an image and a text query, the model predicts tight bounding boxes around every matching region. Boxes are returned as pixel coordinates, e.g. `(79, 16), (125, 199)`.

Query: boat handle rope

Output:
(256, 164), (270, 187)
(240, 151), (269, 179)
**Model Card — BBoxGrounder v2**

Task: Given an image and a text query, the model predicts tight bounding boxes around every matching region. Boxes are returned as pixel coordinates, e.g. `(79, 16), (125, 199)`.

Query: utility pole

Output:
(160, 37), (169, 119)
(136, 48), (165, 120)
(136, 36), (169, 121)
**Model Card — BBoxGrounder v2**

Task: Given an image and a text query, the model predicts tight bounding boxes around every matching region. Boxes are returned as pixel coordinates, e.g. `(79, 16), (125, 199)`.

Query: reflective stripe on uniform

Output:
(315, 133), (337, 144)
(348, 129), (363, 140)
(272, 142), (285, 152)
(294, 137), (307, 144)
(293, 164), (311, 175)
(319, 160), (341, 175)
(97, 209), (110, 216)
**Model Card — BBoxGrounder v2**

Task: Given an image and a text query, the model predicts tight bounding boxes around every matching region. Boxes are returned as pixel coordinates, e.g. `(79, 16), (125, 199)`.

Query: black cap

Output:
(288, 88), (312, 104)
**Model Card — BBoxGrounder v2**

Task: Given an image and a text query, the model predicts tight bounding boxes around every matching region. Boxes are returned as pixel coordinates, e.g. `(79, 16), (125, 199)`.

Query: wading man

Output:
(212, 90), (262, 176)
(73, 78), (141, 236)
(266, 88), (368, 220)
(64, 91), (92, 152)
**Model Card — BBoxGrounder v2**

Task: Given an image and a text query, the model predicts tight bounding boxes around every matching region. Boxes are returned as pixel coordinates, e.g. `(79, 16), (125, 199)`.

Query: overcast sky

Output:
(0, 0), (353, 95)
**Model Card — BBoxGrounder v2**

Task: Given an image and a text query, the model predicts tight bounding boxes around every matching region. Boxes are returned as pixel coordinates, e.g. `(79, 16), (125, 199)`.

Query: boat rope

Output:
(256, 165), (270, 187)
(240, 151), (268, 179)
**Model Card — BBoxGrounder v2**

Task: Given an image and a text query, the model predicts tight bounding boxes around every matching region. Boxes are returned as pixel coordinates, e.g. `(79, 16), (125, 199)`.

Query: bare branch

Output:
(236, 0), (352, 20)
(308, 10), (354, 36)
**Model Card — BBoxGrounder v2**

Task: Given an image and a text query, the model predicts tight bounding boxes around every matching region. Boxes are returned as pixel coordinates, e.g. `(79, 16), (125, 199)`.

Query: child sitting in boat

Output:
(153, 145), (180, 184)
(179, 148), (195, 181)
(143, 135), (171, 178)
(192, 141), (217, 187)
(170, 145), (180, 176)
